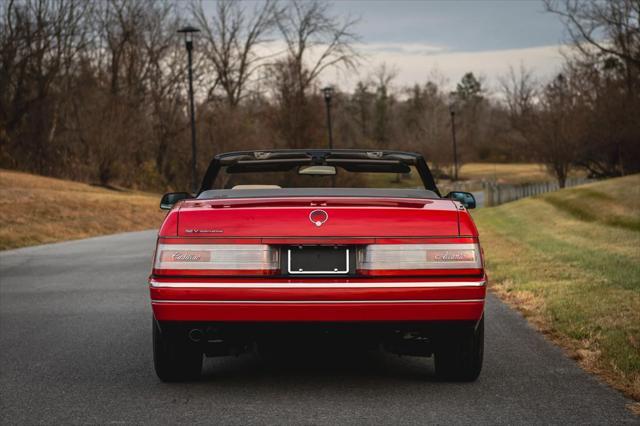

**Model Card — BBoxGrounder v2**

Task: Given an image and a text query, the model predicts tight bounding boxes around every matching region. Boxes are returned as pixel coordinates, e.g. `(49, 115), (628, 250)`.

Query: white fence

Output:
(481, 177), (593, 207)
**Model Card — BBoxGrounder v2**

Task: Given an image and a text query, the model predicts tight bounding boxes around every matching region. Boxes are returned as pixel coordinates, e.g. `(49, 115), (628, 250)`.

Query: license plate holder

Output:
(287, 246), (350, 274)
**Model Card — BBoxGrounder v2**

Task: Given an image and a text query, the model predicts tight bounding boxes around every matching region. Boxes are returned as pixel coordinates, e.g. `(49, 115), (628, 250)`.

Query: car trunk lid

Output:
(177, 197), (460, 237)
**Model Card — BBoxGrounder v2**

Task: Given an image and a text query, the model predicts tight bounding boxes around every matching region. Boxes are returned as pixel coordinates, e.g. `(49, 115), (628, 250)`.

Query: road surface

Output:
(0, 231), (636, 424)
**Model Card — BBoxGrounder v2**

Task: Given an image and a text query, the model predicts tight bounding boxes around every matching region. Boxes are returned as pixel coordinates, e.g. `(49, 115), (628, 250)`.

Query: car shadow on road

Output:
(199, 345), (438, 385)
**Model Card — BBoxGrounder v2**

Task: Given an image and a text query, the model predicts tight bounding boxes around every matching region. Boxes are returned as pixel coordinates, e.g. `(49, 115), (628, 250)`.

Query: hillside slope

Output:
(474, 174), (640, 402)
(0, 170), (165, 250)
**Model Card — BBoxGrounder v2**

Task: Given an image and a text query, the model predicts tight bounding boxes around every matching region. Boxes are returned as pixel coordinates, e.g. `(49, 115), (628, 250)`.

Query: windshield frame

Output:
(198, 149), (441, 197)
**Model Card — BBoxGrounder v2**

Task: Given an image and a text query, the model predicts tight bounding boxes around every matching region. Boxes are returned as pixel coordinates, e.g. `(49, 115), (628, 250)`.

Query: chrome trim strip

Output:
(151, 299), (485, 304)
(149, 280), (486, 288)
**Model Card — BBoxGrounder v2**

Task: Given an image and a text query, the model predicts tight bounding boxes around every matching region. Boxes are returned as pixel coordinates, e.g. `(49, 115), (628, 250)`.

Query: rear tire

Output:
(434, 316), (484, 382)
(153, 318), (202, 382)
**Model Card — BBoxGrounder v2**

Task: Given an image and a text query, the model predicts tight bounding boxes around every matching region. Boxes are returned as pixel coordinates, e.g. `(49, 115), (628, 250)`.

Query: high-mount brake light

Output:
(154, 244), (279, 275)
(357, 243), (482, 276)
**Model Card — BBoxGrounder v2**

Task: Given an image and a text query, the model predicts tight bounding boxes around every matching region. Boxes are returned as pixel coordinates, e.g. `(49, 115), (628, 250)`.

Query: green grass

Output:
(457, 162), (585, 183)
(473, 174), (640, 401)
(363, 163), (585, 192)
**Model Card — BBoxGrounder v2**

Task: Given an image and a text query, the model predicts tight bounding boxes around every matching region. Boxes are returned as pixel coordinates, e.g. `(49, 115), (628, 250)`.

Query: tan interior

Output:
(231, 185), (282, 190)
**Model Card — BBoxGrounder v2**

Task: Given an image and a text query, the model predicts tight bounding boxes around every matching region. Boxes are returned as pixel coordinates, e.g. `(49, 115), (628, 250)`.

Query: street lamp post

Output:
(322, 86), (334, 149)
(178, 25), (200, 194)
(448, 99), (459, 182)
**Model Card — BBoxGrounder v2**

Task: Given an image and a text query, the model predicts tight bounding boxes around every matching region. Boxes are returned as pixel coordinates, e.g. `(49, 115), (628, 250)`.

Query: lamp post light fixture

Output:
(177, 25), (200, 194)
(322, 86), (334, 149)
(448, 96), (459, 182)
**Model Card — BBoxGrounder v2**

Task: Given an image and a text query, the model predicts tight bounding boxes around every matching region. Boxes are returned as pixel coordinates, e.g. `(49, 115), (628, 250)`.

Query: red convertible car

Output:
(150, 150), (485, 381)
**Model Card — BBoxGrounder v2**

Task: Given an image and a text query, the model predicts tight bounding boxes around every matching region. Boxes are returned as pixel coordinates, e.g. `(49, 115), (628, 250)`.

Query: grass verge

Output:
(457, 162), (581, 183)
(367, 163), (584, 190)
(473, 174), (640, 404)
(0, 169), (165, 250)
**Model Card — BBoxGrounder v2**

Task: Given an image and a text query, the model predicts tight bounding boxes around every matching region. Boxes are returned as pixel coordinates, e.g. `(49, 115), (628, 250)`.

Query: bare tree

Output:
(350, 81), (373, 141)
(372, 63), (397, 147)
(193, 0), (276, 107)
(544, 0), (640, 177)
(499, 64), (539, 160)
(142, 1), (187, 186)
(0, 0), (91, 173)
(501, 65), (581, 186)
(267, 0), (359, 148)
(500, 65), (538, 125)
(544, 0), (640, 95)
(275, 0), (359, 95)
(538, 74), (586, 187)
(82, 0), (188, 186)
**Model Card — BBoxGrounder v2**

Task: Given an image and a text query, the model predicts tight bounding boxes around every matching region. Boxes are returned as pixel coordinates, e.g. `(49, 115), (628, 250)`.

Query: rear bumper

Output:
(149, 278), (486, 322)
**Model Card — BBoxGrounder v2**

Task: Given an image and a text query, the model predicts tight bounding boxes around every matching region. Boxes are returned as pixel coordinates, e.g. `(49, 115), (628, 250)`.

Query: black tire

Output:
(434, 316), (484, 382)
(153, 318), (202, 382)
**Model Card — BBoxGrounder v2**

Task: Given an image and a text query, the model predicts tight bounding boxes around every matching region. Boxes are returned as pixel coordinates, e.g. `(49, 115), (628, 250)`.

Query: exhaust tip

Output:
(188, 329), (204, 342)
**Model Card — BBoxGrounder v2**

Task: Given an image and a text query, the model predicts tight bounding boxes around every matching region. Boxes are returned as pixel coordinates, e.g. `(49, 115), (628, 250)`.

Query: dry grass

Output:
(0, 169), (165, 250)
(366, 163), (564, 190)
(459, 163), (586, 184)
(473, 174), (640, 403)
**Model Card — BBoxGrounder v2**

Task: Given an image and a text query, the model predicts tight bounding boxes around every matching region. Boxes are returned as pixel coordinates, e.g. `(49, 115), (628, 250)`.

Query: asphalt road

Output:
(0, 231), (636, 425)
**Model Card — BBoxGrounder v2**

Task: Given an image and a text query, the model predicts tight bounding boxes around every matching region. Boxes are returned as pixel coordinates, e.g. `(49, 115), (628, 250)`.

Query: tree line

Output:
(1, 0), (638, 191)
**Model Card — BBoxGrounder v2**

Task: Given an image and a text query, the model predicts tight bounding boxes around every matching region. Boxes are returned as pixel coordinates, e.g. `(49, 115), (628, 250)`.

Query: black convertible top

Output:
(197, 188), (439, 200)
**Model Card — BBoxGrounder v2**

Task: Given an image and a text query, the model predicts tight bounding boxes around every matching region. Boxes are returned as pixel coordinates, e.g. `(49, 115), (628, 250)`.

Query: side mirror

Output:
(160, 192), (192, 210)
(446, 191), (476, 209)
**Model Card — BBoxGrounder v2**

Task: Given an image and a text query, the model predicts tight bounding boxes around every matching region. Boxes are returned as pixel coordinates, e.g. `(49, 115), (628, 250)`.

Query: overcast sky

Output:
(326, 0), (569, 92)
(199, 0), (571, 93)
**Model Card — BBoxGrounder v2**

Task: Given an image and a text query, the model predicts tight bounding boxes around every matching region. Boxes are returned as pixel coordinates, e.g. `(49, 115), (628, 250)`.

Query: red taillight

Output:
(357, 244), (483, 276)
(154, 244), (279, 276)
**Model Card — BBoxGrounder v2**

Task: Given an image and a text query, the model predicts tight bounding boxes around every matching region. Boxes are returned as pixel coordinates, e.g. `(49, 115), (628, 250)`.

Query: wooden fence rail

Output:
(482, 177), (593, 207)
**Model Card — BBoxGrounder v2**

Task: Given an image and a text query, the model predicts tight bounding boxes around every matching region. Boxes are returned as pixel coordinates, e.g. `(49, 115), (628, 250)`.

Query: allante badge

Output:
(309, 209), (328, 227)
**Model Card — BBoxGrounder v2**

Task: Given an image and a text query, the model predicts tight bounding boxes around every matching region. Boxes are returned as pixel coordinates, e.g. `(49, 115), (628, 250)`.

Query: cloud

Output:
(355, 42), (446, 56)
(251, 39), (568, 95)
(325, 43), (568, 93)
